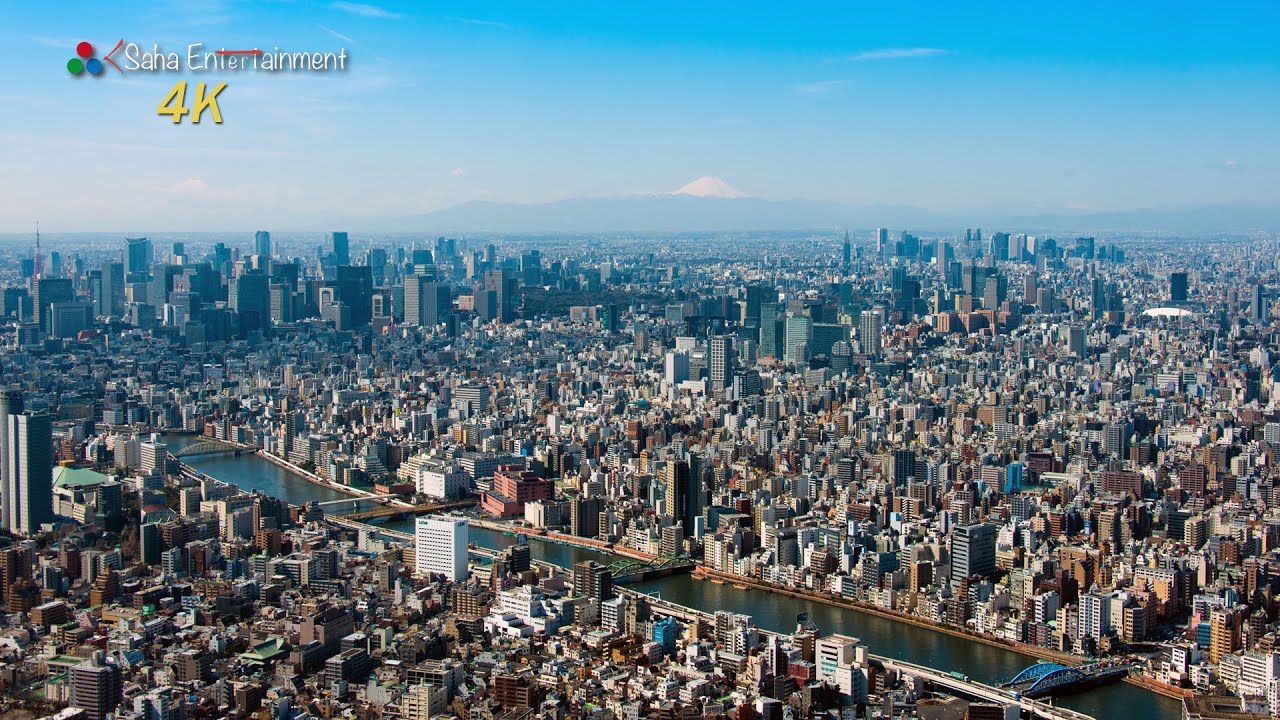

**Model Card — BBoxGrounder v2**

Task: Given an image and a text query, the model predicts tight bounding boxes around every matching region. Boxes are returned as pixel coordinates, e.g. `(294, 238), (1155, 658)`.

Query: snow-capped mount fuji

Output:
(672, 176), (748, 199)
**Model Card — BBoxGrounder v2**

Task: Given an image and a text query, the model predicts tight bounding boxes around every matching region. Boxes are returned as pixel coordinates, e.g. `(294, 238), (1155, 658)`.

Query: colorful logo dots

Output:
(68, 41), (104, 76)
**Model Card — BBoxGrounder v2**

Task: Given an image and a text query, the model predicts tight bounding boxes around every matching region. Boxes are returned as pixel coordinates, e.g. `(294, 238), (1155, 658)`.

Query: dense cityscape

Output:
(0, 226), (1276, 720)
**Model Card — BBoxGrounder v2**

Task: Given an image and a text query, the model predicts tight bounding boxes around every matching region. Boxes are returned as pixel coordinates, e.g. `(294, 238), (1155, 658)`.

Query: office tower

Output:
(1067, 325), (1086, 358)
(269, 284), (296, 324)
(858, 309), (882, 357)
(950, 522), (997, 586)
(0, 391), (21, 533)
(810, 323), (849, 359)
(601, 303), (620, 333)
(663, 460), (698, 533)
(124, 237), (152, 277)
(50, 302), (93, 338)
(784, 314), (812, 364)
(759, 302), (784, 359)
(1250, 284), (1266, 323)
(414, 516), (468, 581)
(709, 336), (735, 395)
(484, 269), (518, 323)
(70, 652), (123, 720)
(33, 277), (73, 333)
(255, 230), (272, 259)
(87, 269), (111, 317)
(8, 411), (53, 536)
(572, 560), (614, 601)
(335, 265), (373, 327)
(1089, 276), (1105, 319)
(330, 231), (350, 266)
(228, 273), (270, 332)
(841, 230), (851, 268)
(664, 351), (690, 385)
(875, 228), (888, 257)
(736, 284), (767, 321)
(1169, 272), (1188, 304)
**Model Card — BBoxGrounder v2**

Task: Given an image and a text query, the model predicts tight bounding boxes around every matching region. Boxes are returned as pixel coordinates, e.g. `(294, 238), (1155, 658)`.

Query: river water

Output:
(168, 437), (1180, 720)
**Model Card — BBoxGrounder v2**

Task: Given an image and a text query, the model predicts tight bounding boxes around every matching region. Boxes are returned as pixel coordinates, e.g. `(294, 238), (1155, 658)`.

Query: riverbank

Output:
(692, 566), (1189, 702)
(254, 450), (414, 508)
(466, 518), (658, 562)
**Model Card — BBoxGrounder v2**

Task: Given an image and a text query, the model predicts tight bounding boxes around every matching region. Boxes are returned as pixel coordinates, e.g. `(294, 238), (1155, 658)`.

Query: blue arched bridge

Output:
(1001, 661), (1130, 699)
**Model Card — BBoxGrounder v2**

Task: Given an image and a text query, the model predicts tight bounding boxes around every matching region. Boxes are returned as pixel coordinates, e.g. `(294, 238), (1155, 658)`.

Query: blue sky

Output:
(0, 1), (1276, 231)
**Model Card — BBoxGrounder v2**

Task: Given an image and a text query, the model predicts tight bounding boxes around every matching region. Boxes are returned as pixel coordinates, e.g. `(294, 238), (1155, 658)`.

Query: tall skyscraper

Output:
(484, 269), (518, 323)
(841, 230), (851, 268)
(759, 302), (783, 359)
(7, 410), (52, 536)
(33, 277), (73, 333)
(858, 309), (882, 357)
(663, 460), (698, 533)
(124, 237), (152, 277)
(330, 231), (350, 266)
(950, 522), (997, 586)
(335, 265), (373, 327)
(255, 230), (272, 259)
(0, 391), (21, 533)
(404, 274), (450, 327)
(1169, 272), (1188, 304)
(1250, 284), (1266, 323)
(875, 228), (889, 257)
(709, 336), (735, 395)
(229, 273), (271, 333)
(414, 516), (468, 581)
(784, 314), (812, 364)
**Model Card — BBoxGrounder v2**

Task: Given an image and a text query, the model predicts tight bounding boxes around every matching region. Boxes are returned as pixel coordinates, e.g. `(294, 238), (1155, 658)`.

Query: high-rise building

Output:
(335, 265), (373, 327)
(1067, 325), (1087, 358)
(841, 230), (851, 268)
(0, 391), (21, 533)
(759, 302), (784, 359)
(858, 309), (882, 357)
(70, 651), (123, 720)
(255, 230), (272, 259)
(414, 516), (468, 581)
(1169, 272), (1188, 304)
(1250, 284), (1266, 323)
(709, 336), (734, 395)
(7, 411), (52, 536)
(484, 269), (519, 323)
(124, 237), (152, 277)
(229, 273), (270, 332)
(950, 522), (996, 586)
(33, 277), (73, 333)
(404, 274), (451, 328)
(784, 314), (812, 364)
(572, 560), (613, 601)
(330, 231), (350, 266)
(663, 460), (699, 533)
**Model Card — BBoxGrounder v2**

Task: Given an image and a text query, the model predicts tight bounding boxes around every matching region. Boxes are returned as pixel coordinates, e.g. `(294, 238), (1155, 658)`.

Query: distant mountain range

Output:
(379, 194), (1280, 235)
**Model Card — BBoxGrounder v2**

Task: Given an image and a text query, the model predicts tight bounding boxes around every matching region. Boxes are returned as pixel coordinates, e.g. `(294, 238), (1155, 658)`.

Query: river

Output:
(167, 437), (1180, 720)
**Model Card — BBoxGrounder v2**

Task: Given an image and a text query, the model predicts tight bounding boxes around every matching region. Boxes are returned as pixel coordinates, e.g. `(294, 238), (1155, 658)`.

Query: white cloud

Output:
(1224, 159), (1241, 168)
(332, 2), (400, 19)
(448, 16), (514, 31)
(317, 24), (356, 45)
(450, 168), (466, 177)
(795, 80), (845, 95)
(846, 47), (948, 62)
(170, 178), (210, 194)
